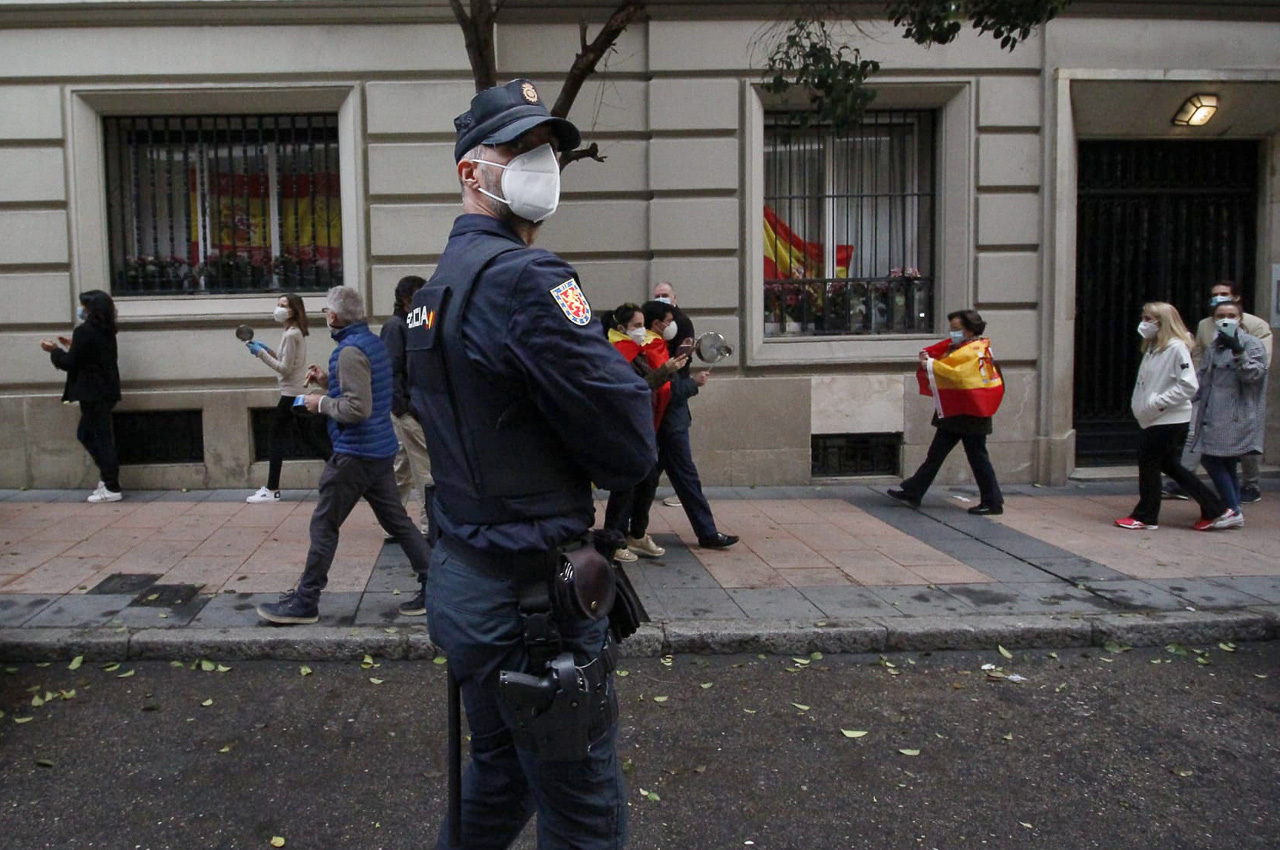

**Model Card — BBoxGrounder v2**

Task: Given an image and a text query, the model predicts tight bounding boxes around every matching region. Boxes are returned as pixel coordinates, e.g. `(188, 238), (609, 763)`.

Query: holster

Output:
(498, 644), (618, 761)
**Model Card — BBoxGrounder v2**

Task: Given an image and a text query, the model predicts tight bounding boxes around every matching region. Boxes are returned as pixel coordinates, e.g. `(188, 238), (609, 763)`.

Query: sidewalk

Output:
(1, 482), (1277, 660)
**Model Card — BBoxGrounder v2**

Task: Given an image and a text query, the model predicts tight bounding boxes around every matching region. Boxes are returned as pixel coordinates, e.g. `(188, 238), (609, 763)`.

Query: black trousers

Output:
(266, 394), (332, 491)
(900, 429), (1003, 509)
(1131, 423), (1224, 525)
(77, 401), (120, 492)
(297, 453), (432, 604)
(604, 463), (660, 539)
(657, 420), (717, 540)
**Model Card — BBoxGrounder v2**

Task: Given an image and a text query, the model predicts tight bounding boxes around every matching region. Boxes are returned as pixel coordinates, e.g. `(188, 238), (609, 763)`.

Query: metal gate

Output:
(1074, 140), (1258, 465)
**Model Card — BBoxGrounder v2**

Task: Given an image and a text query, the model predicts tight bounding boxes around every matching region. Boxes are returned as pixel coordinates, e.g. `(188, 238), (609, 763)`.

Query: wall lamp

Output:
(1172, 93), (1218, 127)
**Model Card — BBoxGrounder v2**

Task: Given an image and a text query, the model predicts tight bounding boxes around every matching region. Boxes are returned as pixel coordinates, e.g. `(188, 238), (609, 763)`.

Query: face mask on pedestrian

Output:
(654, 296), (673, 305)
(470, 143), (561, 223)
(1137, 320), (1159, 339)
(1216, 317), (1240, 337)
(626, 327), (647, 347)
(1208, 294), (1234, 310)
(273, 306), (290, 323)
(76, 306), (85, 322)
(662, 322), (678, 342)
(949, 330), (966, 345)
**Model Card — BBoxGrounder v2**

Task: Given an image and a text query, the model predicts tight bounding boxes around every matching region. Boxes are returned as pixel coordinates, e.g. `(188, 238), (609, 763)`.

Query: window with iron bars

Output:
(103, 114), (342, 295)
(764, 110), (936, 337)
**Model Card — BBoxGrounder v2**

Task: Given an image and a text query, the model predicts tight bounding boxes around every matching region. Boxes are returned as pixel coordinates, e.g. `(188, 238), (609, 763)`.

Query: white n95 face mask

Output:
(662, 322), (678, 342)
(1216, 318), (1239, 336)
(273, 306), (290, 323)
(472, 143), (561, 223)
(1137, 320), (1159, 339)
(626, 328), (647, 347)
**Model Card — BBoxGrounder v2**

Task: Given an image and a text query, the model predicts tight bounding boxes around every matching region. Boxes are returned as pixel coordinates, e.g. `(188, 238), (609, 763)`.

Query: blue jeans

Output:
(425, 543), (627, 850)
(1201, 454), (1241, 513)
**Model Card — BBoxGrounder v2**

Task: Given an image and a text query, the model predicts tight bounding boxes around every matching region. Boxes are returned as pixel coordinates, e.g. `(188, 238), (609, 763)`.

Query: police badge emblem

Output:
(521, 82), (539, 104)
(550, 279), (591, 326)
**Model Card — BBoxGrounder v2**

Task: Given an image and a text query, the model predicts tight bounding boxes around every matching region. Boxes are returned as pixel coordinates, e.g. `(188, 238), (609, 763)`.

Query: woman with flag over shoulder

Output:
(888, 309), (1005, 515)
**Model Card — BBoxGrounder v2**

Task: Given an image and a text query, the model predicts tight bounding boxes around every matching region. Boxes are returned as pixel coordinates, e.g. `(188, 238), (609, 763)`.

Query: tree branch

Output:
(551, 1), (644, 119)
(559, 142), (605, 169)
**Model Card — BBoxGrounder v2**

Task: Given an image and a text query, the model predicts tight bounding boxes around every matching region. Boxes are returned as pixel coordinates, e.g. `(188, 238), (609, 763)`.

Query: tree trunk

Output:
(450, 0), (498, 92)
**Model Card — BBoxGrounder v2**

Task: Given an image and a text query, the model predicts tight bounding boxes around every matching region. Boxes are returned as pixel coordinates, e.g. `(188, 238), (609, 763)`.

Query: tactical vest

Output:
(327, 323), (399, 459)
(405, 234), (589, 528)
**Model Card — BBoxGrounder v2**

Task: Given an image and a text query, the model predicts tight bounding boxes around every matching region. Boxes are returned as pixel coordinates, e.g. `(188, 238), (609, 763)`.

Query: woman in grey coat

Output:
(1190, 300), (1269, 526)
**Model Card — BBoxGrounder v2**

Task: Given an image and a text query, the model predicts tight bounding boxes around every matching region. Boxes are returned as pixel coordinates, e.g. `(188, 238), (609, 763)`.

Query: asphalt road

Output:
(1, 642), (1277, 850)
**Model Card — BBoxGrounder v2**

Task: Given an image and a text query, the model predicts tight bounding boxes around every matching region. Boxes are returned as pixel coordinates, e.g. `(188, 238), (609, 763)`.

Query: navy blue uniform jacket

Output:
(418, 214), (655, 552)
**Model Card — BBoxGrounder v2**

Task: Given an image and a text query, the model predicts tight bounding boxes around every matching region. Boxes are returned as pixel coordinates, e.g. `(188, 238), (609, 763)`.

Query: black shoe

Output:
(968, 504), (1003, 516)
(397, 584), (426, 617)
(698, 533), (739, 549)
(256, 589), (319, 625)
(1240, 485), (1262, 504)
(1160, 485), (1189, 501)
(886, 488), (921, 509)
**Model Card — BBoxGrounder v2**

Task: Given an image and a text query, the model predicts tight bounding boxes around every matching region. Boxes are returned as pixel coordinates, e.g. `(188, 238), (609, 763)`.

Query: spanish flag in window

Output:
(916, 337), (1005, 419)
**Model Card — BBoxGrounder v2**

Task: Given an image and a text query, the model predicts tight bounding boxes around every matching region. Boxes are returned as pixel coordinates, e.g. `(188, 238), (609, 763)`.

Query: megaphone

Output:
(693, 332), (733, 364)
(234, 324), (255, 342)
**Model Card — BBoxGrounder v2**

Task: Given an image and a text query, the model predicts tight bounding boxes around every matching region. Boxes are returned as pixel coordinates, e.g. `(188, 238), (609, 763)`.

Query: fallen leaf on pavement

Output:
(68, 656), (83, 671)
(898, 749), (920, 757)
(998, 645), (1013, 660)
(841, 730), (868, 738)
(299, 666), (313, 677)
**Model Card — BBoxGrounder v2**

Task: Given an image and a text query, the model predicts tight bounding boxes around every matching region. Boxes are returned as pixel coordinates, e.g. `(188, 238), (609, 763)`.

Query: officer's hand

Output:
(694, 370), (710, 387)
(303, 393), (323, 414)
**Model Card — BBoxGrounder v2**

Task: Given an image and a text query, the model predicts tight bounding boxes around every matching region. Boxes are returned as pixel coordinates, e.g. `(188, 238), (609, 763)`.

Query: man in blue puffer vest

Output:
(257, 285), (432, 625)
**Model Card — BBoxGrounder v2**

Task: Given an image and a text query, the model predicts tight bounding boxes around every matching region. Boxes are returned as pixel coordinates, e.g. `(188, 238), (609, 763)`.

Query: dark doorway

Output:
(1073, 140), (1258, 465)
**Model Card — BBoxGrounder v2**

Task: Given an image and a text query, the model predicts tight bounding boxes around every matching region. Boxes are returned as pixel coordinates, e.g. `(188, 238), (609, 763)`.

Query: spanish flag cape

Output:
(608, 328), (671, 430)
(916, 337), (1004, 419)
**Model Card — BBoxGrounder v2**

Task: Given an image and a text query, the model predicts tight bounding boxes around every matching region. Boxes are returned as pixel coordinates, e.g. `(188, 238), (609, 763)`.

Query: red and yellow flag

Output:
(916, 337), (1004, 419)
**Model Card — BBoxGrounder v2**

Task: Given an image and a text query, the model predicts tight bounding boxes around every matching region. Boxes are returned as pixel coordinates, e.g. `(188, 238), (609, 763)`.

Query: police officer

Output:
(405, 80), (655, 849)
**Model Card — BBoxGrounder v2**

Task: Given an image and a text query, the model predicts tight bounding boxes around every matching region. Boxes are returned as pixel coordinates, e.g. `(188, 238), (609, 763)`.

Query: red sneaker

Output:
(1194, 509), (1243, 531)
(1115, 517), (1158, 530)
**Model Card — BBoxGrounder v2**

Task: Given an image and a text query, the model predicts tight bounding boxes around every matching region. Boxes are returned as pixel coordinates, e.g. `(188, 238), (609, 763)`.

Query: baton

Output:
(447, 667), (461, 848)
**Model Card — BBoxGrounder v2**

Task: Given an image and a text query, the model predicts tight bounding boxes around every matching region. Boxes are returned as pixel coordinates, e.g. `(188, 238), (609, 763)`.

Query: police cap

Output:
(453, 79), (582, 162)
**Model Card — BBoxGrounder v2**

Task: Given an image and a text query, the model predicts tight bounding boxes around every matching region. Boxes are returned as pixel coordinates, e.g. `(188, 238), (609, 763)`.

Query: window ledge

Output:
(748, 333), (939, 367)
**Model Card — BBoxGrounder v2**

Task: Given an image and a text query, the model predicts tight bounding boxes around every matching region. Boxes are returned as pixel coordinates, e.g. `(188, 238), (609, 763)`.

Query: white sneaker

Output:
(662, 495), (682, 508)
(87, 485), (122, 503)
(1210, 508), (1244, 530)
(246, 486), (280, 504)
(613, 547), (638, 563)
(627, 534), (666, 558)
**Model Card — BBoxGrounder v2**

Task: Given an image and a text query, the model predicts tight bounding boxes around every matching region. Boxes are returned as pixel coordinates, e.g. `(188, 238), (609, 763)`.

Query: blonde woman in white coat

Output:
(1116, 302), (1230, 531)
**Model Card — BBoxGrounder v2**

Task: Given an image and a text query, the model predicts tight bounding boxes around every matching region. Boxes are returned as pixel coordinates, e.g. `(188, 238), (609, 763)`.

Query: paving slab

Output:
(23, 594), (138, 628)
(1145, 578), (1275, 610)
(0, 594), (58, 627)
(726, 587), (825, 619)
(795, 585), (901, 619)
(660, 587), (744, 620)
(1085, 580), (1192, 612)
(868, 585), (978, 617)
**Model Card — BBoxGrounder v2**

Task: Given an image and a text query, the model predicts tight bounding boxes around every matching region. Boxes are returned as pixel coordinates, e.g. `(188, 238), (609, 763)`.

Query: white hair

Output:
(325, 286), (365, 324)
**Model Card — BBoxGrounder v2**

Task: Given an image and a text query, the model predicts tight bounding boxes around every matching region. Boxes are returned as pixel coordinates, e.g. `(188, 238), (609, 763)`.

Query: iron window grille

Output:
(103, 114), (342, 295)
(811, 433), (902, 477)
(764, 110), (936, 337)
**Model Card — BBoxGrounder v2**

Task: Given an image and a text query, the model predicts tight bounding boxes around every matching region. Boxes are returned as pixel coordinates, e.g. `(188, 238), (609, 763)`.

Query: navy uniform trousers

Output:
(425, 542), (627, 850)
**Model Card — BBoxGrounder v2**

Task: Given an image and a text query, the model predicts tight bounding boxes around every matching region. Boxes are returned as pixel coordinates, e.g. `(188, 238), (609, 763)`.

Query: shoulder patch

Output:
(549, 278), (591, 326)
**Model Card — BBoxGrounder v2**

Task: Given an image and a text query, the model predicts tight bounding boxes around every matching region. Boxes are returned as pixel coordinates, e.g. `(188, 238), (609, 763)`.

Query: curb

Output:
(2, 607), (1277, 662)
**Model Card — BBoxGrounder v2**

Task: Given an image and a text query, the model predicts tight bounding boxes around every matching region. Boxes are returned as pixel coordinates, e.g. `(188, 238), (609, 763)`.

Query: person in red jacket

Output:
(603, 302), (687, 561)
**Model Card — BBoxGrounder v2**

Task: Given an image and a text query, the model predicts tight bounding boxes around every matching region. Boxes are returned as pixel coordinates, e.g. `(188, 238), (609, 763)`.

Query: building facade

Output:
(1, 0), (1277, 490)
